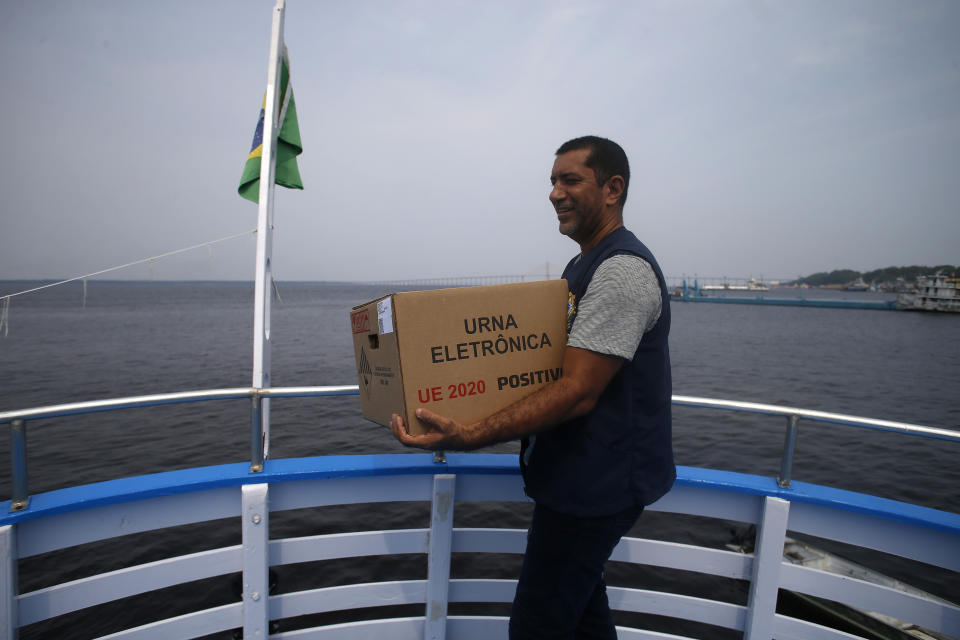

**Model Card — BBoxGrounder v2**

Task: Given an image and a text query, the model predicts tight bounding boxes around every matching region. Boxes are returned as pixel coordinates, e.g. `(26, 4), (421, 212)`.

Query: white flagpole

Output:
(252, 0), (286, 463)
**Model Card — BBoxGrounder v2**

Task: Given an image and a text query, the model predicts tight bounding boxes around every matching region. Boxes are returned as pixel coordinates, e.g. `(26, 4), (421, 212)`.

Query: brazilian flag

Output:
(239, 48), (303, 203)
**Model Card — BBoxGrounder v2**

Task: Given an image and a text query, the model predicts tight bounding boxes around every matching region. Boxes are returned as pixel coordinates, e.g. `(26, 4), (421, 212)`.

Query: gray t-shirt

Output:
(568, 253), (662, 359)
(524, 254), (661, 466)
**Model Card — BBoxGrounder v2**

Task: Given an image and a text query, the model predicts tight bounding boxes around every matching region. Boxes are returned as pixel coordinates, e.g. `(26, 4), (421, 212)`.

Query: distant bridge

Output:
(364, 274), (543, 288)
(363, 274), (788, 289)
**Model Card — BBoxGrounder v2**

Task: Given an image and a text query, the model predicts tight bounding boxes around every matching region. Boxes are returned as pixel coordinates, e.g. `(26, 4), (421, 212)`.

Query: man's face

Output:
(549, 148), (606, 243)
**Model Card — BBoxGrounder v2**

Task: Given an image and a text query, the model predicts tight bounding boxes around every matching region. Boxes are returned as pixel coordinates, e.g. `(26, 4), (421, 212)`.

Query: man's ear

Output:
(605, 175), (625, 205)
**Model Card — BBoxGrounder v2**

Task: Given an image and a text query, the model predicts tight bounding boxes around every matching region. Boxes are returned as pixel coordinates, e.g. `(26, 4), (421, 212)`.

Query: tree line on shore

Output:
(792, 265), (958, 287)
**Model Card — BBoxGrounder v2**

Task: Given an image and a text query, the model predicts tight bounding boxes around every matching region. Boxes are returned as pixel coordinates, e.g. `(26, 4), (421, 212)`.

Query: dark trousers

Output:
(508, 502), (644, 639)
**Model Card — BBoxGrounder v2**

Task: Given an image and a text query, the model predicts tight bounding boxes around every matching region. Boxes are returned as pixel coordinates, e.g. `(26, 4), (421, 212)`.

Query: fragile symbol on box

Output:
(358, 348), (373, 396)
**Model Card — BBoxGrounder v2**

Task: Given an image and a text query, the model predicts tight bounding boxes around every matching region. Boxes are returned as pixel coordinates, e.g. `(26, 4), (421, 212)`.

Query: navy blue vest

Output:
(520, 227), (675, 516)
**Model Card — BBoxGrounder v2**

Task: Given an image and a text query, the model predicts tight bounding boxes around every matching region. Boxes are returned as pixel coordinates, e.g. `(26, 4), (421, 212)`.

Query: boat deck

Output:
(2, 389), (959, 639)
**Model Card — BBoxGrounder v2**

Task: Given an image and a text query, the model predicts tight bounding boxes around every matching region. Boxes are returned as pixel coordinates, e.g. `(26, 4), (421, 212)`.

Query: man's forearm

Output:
(395, 347), (623, 452)
(456, 375), (595, 450)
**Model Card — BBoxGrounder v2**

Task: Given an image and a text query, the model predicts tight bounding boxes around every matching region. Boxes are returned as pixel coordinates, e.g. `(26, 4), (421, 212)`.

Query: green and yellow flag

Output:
(238, 48), (303, 203)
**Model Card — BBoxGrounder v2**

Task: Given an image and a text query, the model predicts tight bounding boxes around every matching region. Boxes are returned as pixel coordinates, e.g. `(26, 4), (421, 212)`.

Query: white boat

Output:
(700, 278), (771, 292)
(897, 274), (960, 313)
(728, 534), (959, 639)
(1, 5), (958, 639)
(845, 278), (872, 292)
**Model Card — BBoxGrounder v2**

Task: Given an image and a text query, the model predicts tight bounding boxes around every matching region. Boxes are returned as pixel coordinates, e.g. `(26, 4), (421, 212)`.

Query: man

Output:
(391, 135), (674, 639)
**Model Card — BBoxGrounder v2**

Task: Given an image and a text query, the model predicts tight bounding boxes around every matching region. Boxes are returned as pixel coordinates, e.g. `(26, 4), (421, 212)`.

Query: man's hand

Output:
(390, 408), (468, 451)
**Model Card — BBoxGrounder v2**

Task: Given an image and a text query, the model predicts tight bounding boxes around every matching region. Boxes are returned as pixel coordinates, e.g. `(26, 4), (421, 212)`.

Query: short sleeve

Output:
(567, 254), (662, 359)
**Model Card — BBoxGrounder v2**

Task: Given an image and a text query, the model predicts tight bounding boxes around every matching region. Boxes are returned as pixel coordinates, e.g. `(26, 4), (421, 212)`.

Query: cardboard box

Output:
(350, 280), (568, 436)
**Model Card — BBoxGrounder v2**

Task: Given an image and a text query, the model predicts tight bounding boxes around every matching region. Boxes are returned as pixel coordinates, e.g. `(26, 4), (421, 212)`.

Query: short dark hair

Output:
(556, 136), (630, 207)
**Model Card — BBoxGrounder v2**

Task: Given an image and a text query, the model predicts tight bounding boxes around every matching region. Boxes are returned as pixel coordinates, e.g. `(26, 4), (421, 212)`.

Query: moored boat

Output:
(701, 278), (771, 292)
(728, 533), (958, 639)
(845, 278), (872, 292)
(897, 274), (960, 313)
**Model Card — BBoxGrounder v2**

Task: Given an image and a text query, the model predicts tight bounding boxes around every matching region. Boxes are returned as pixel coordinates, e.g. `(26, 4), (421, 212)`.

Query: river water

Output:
(1, 281), (957, 638)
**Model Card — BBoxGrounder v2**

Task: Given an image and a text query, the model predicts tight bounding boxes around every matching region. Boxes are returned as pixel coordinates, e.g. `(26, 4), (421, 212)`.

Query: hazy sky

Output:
(1, 0), (958, 283)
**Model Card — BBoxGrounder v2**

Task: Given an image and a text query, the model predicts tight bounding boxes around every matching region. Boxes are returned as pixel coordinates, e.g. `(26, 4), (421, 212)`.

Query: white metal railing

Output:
(1, 454), (958, 639)
(670, 394), (960, 489)
(1, 386), (959, 638)
(3, 387), (959, 511)
(0, 385), (360, 509)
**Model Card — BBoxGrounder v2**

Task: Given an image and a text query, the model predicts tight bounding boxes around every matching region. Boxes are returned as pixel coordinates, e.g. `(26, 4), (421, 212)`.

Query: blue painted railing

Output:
(1, 453), (958, 639)
(2, 390), (959, 639)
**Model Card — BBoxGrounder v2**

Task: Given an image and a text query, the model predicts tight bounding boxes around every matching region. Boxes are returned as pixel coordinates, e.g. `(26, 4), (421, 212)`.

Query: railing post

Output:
(425, 474), (455, 640)
(242, 483), (270, 639)
(10, 419), (29, 512)
(0, 525), (17, 639)
(744, 496), (790, 639)
(778, 414), (800, 488)
(250, 392), (264, 473)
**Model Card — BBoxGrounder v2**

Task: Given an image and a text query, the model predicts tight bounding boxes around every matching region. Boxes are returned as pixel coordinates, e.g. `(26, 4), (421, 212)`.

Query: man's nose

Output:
(550, 183), (564, 203)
